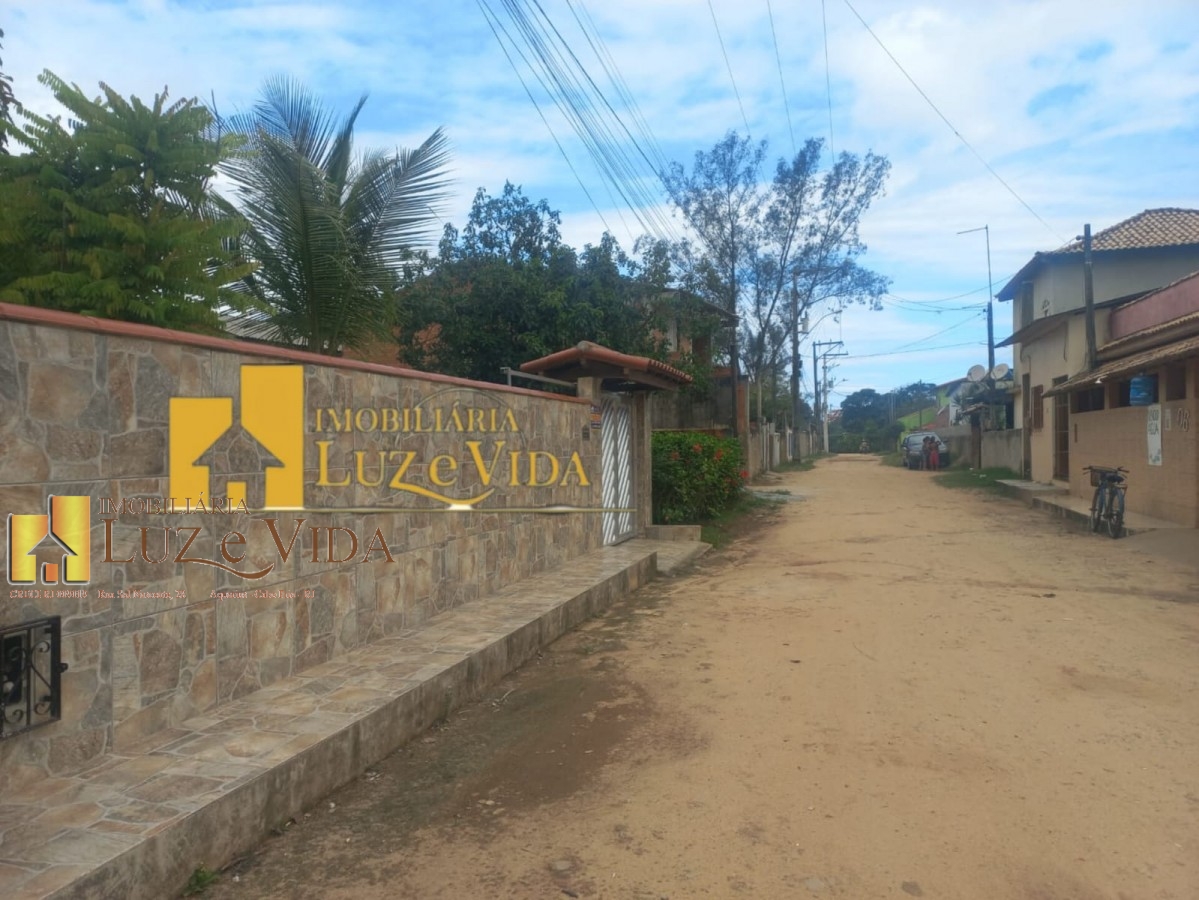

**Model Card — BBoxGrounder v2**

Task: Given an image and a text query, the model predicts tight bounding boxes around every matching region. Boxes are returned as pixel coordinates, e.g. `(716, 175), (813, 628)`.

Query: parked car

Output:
(901, 431), (950, 469)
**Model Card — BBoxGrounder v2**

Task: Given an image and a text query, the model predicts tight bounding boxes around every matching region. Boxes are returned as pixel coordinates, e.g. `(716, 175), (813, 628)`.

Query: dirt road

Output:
(208, 456), (1199, 900)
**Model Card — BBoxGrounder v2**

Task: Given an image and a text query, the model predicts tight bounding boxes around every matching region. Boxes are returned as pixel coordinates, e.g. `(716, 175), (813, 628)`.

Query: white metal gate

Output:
(600, 394), (634, 545)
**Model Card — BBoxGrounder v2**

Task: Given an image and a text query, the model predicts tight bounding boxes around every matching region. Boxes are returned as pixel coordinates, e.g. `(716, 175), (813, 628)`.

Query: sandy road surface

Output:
(209, 456), (1199, 900)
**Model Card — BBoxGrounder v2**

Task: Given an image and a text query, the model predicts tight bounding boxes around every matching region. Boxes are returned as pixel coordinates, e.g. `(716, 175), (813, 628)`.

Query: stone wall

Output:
(0, 306), (603, 790)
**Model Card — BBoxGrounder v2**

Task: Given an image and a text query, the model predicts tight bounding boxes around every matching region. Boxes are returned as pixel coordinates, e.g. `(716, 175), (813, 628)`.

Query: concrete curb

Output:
(656, 542), (711, 575)
(995, 481), (1145, 537)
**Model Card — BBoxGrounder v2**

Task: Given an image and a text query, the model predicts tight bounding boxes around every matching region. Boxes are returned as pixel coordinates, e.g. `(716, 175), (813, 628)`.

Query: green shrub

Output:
(651, 431), (747, 524)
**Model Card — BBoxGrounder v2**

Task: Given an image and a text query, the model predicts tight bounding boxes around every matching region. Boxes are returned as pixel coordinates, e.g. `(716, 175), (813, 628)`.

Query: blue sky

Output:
(5, 0), (1199, 404)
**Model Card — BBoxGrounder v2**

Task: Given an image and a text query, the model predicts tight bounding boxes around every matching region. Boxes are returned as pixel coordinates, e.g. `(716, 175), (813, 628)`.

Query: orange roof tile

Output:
(1055, 208), (1199, 253)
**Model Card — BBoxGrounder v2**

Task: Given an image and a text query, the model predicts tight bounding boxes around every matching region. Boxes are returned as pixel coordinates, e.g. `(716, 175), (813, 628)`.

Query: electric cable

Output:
(842, 0), (1066, 243)
(706, 0), (752, 136)
(475, 0), (615, 237)
(766, 0), (796, 154)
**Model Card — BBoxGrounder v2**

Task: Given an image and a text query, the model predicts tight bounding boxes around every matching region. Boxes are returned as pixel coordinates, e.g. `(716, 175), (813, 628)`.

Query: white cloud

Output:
(5, 0), (1197, 395)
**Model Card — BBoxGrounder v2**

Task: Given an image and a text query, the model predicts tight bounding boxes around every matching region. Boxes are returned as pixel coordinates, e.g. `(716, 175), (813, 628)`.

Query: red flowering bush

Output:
(652, 431), (746, 523)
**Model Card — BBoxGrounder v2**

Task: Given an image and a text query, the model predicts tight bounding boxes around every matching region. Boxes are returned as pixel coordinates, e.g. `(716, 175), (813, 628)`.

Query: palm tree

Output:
(220, 77), (451, 354)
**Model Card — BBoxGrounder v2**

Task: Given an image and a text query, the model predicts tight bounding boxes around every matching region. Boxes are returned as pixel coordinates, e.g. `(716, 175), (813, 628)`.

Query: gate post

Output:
(633, 393), (653, 536)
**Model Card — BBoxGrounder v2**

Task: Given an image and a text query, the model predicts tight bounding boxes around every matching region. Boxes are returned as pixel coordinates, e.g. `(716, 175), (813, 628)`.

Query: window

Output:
(1165, 364), (1187, 401)
(1019, 283), (1034, 330)
(1031, 384), (1044, 429)
(1072, 386), (1105, 413)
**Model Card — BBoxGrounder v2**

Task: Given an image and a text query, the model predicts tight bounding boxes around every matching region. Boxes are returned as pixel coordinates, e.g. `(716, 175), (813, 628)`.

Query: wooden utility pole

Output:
(812, 342), (819, 450)
(1083, 223), (1097, 371)
(790, 273), (803, 450)
(958, 225), (996, 375)
(812, 340), (845, 452)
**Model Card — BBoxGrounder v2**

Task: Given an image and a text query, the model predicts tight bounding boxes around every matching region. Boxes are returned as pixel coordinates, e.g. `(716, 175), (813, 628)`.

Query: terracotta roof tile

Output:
(1054, 208), (1199, 254)
(1045, 331), (1199, 397)
(520, 341), (693, 388)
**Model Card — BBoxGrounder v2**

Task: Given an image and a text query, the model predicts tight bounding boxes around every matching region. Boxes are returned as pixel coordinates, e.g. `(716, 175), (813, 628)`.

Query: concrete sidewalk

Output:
(995, 479), (1185, 536)
(0, 538), (709, 900)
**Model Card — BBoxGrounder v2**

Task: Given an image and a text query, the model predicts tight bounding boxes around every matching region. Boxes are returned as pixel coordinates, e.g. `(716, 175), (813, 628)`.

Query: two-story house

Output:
(1042, 270), (1199, 526)
(996, 208), (1199, 481)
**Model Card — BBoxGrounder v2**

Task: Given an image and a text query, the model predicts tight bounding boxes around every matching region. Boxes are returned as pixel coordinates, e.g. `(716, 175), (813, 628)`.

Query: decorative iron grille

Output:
(0, 617), (68, 739)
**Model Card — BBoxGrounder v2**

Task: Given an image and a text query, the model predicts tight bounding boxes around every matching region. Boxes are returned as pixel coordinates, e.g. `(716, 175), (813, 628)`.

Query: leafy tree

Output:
(786, 148), (891, 431)
(662, 133), (763, 427)
(839, 388), (889, 431)
(398, 183), (669, 383)
(0, 71), (249, 327)
(662, 132), (890, 431)
(662, 132), (764, 316)
(892, 381), (938, 417)
(220, 76), (451, 355)
(0, 28), (15, 152)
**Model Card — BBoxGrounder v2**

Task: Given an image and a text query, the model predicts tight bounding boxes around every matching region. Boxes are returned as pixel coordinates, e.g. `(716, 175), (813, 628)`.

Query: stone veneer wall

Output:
(0, 306), (602, 791)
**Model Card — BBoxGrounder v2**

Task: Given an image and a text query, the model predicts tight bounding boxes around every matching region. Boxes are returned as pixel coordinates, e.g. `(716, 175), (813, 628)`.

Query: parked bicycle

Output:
(1084, 465), (1128, 539)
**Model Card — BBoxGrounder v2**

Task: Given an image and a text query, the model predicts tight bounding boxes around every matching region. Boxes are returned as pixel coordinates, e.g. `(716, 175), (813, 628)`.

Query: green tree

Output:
(662, 133), (763, 422)
(220, 76), (451, 355)
(893, 381), (938, 417)
(786, 148), (891, 430)
(839, 388), (889, 431)
(398, 183), (663, 383)
(0, 28), (15, 152)
(0, 71), (249, 327)
(662, 132), (890, 430)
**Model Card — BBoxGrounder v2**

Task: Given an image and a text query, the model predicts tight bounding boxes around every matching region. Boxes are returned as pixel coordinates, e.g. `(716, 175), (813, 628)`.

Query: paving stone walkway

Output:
(0, 538), (706, 900)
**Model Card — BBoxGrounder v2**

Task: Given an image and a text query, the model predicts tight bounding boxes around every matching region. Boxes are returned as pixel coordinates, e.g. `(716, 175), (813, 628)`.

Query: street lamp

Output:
(957, 225), (995, 375)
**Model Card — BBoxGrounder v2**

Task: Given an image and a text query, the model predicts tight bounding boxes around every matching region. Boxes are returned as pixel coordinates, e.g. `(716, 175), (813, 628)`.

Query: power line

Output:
(885, 272), (1017, 306)
(887, 286), (988, 305)
(766, 0), (795, 154)
(820, 0), (835, 160)
(519, 0), (684, 244)
(841, 0), (1066, 244)
(844, 340), (983, 360)
(881, 296), (987, 314)
(488, 0), (682, 244)
(892, 310), (985, 351)
(531, 0), (664, 186)
(475, 0), (615, 237)
(706, 0), (752, 136)
(568, 0), (670, 176)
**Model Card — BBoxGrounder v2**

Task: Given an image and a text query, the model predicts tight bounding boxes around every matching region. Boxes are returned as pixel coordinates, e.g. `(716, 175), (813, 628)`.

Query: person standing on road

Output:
(921, 436), (932, 471)
(929, 437), (941, 471)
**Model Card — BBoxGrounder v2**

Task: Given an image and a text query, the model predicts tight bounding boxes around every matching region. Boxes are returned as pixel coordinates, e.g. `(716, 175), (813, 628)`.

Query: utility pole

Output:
(958, 225), (995, 375)
(822, 356), (831, 455)
(812, 340), (845, 452)
(812, 341), (819, 449)
(1083, 223), (1097, 371)
(790, 273), (803, 449)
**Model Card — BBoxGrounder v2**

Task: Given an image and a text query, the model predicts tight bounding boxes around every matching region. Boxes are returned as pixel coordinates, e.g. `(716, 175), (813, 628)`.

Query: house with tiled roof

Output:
(1043, 270), (1199, 527)
(995, 208), (1199, 482)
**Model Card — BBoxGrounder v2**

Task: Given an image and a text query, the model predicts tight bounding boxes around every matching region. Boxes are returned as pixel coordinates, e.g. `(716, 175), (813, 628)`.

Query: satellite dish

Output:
(967, 364), (987, 383)
(990, 363), (1010, 380)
